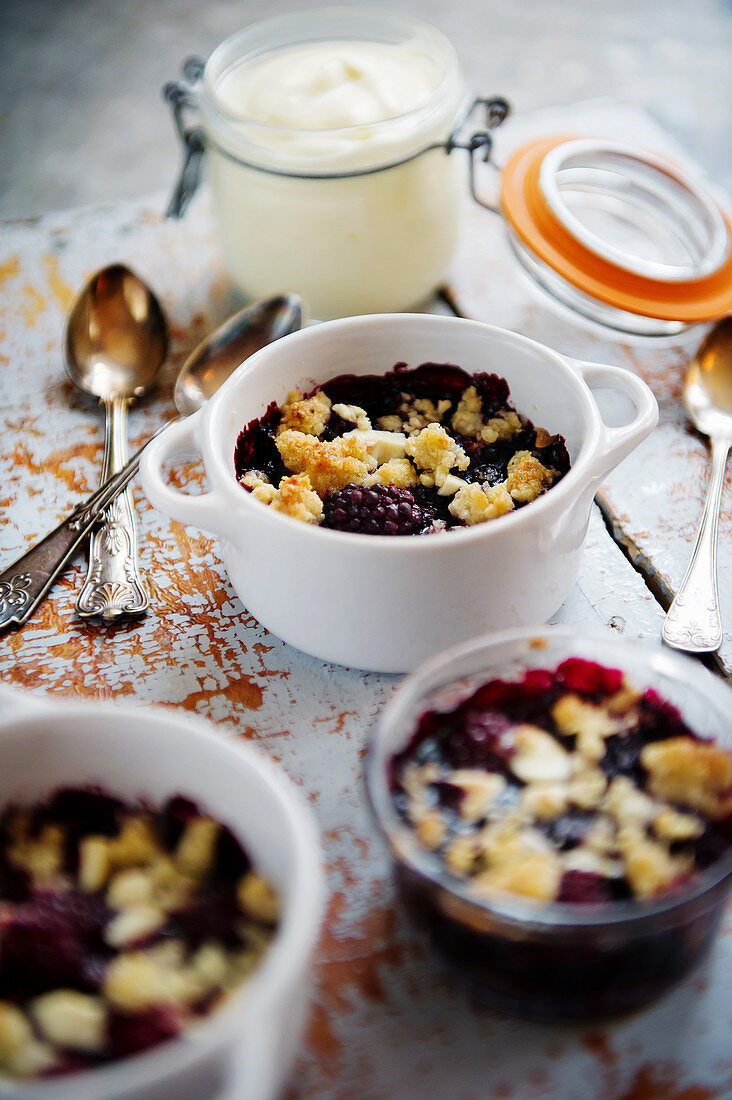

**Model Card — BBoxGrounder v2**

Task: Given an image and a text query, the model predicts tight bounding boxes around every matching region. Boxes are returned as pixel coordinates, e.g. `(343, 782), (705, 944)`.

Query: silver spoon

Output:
(0, 292), (307, 632)
(64, 264), (168, 620)
(662, 317), (732, 653)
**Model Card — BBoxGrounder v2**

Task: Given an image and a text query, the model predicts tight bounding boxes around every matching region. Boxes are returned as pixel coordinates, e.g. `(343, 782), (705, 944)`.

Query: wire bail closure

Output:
(163, 57), (510, 220)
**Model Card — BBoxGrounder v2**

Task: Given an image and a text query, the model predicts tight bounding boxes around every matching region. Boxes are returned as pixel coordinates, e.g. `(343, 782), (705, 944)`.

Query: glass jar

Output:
(496, 136), (732, 336)
(165, 9), (505, 320)
(367, 627), (732, 1020)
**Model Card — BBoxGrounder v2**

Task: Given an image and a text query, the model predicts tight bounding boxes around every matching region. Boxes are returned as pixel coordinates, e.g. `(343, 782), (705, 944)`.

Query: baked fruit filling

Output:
(234, 362), (570, 533)
(390, 659), (732, 905)
(0, 789), (278, 1079)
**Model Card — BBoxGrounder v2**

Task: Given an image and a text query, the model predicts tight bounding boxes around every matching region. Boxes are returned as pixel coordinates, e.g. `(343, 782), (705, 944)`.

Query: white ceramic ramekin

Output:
(140, 314), (658, 673)
(0, 687), (323, 1100)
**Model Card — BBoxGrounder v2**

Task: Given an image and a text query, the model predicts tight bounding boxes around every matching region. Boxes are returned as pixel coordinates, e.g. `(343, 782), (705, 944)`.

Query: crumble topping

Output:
(0, 790), (279, 1079)
(379, 396), (453, 435)
(278, 390), (331, 436)
(269, 474), (323, 524)
(506, 451), (556, 504)
(404, 423), (469, 485)
(641, 738), (732, 819)
(450, 387), (523, 445)
(390, 658), (732, 907)
(364, 457), (419, 489)
(234, 362), (570, 535)
(275, 429), (377, 496)
(449, 482), (514, 525)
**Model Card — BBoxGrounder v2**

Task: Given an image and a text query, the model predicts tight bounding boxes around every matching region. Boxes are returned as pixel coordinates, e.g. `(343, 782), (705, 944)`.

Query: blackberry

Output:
(322, 484), (435, 536)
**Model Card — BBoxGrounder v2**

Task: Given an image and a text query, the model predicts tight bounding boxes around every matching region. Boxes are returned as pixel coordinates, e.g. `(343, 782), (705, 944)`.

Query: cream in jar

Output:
(199, 12), (467, 318)
(216, 41), (442, 132)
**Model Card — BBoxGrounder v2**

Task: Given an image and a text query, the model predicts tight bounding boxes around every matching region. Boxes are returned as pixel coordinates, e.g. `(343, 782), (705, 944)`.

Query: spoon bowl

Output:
(65, 264), (168, 401)
(684, 316), (732, 436)
(174, 293), (307, 416)
(663, 316), (732, 653)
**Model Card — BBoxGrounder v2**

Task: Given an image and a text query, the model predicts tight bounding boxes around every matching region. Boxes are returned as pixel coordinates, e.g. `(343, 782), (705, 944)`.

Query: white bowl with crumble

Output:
(0, 687), (323, 1099)
(367, 627), (732, 1020)
(141, 314), (657, 672)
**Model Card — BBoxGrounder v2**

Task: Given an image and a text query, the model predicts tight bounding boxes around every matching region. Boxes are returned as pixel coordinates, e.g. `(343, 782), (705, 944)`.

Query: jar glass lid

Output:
(500, 136), (732, 325)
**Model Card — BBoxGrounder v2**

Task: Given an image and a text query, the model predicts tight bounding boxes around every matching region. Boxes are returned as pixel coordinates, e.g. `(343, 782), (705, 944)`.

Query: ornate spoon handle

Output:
(662, 435), (730, 653)
(0, 424), (171, 632)
(76, 397), (149, 620)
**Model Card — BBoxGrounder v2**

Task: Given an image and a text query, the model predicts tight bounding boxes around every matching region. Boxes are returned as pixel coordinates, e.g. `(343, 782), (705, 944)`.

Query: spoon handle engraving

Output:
(76, 397), (149, 620)
(0, 424), (172, 632)
(662, 435), (730, 653)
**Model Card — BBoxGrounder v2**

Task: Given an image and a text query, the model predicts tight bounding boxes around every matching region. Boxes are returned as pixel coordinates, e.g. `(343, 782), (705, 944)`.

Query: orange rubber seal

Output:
(500, 136), (732, 323)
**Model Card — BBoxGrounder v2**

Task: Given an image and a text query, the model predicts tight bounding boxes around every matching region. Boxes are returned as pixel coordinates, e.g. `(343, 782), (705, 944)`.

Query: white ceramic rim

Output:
(0, 695), (324, 1098)
(367, 624), (732, 929)
(539, 138), (730, 283)
(200, 314), (605, 549)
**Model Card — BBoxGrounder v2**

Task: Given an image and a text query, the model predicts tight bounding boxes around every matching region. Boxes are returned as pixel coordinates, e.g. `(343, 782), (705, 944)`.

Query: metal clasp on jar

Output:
(162, 57), (510, 219)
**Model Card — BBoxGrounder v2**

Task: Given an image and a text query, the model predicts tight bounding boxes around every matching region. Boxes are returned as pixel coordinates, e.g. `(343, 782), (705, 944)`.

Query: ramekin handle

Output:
(140, 415), (240, 542)
(576, 360), (658, 480)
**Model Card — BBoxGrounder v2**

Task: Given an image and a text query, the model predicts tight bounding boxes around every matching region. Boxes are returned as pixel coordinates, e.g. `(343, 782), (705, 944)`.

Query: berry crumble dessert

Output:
(0, 788), (279, 1079)
(234, 362), (570, 534)
(390, 658), (732, 906)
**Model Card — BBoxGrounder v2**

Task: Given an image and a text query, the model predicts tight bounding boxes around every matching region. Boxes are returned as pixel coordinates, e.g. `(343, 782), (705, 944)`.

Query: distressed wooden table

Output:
(0, 101), (730, 1099)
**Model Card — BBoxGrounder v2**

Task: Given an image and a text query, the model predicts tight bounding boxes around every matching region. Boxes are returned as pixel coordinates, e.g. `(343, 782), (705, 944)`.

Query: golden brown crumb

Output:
(376, 414), (403, 432)
(603, 776), (657, 827)
(534, 427), (553, 447)
(416, 813), (447, 851)
(276, 430), (376, 496)
(269, 474), (323, 524)
(617, 825), (692, 898)
(551, 695), (620, 762)
(641, 737), (732, 819)
(237, 872), (280, 923)
(505, 451), (555, 503)
(108, 818), (161, 868)
(450, 386), (484, 437)
(520, 782), (569, 821)
(567, 766), (608, 810)
(380, 398), (452, 435)
(445, 835), (481, 876)
(278, 390), (331, 437)
(405, 423), (469, 482)
(364, 457), (418, 489)
(472, 851), (562, 902)
(482, 410), (523, 444)
(448, 482), (514, 525)
(8, 824), (65, 883)
(240, 470), (277, 505)
(78, 837), (112, 893)
(450, 770), (506, 820)
(653, 807), (704, 841)
(175, 818), (219, 878)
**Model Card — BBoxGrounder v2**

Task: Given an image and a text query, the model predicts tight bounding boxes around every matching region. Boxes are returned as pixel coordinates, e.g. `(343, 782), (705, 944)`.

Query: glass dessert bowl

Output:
(367, 627), (732, 1021)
